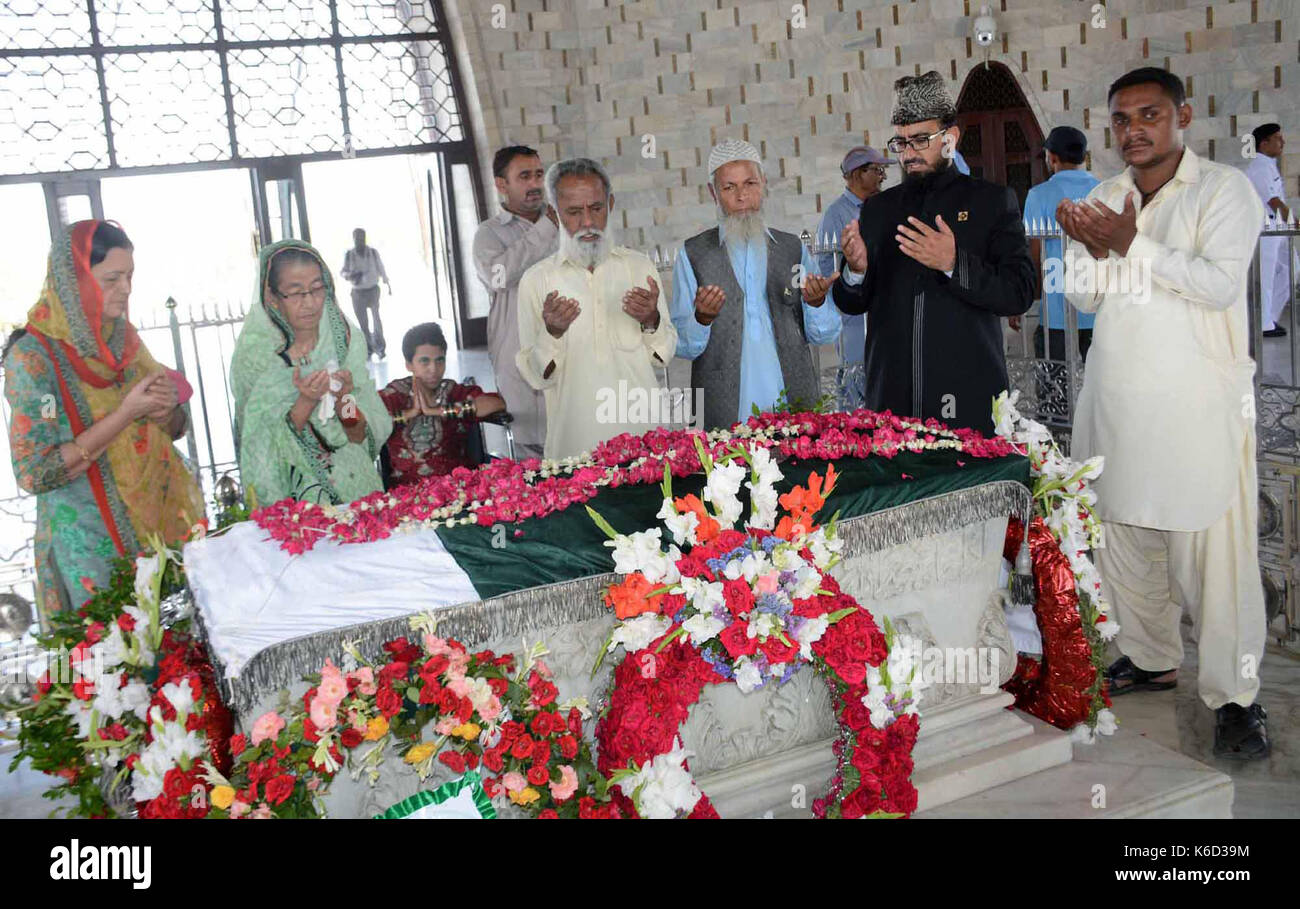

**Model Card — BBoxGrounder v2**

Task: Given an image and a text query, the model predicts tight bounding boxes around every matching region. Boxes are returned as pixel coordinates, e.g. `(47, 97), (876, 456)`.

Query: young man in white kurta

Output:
(1065, 145), (1267, 715)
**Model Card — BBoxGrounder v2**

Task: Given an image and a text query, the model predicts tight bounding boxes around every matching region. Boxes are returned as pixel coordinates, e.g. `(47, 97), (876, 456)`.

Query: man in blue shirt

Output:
(817, 147), (896, 375)
(1018, 127), (1100, 418)
(671, 139), (841, 430)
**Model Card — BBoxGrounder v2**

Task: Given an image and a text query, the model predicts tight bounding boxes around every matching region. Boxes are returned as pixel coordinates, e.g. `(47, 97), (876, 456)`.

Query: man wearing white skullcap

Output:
(669, 139), (841, 430)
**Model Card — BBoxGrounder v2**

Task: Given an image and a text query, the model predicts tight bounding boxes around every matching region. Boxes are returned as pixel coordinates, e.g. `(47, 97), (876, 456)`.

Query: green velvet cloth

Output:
(436, 450), (1029, 601)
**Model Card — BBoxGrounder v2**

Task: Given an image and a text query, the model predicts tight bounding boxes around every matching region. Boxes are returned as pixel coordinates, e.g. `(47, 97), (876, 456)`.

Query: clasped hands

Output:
(1056, 192), (1138, 260)
(122, 371), (179, 424)
(293, 365), (355, 413)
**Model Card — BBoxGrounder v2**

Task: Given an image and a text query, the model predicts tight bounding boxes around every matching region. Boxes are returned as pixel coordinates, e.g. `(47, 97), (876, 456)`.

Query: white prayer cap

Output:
(708, 138), (762, 177)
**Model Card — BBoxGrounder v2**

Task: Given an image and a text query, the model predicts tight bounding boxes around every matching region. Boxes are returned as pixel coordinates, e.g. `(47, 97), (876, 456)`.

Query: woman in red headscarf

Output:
(3, 220), (205, 617)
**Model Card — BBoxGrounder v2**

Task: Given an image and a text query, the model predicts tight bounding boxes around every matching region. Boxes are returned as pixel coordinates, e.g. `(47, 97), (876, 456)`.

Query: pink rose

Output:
(249, 803), (273, 820)
(250, 711), (286, 747)
(317, 674), (347, 708)
(447, 676), (473, 698)
(502, 772), (527, 793)
(549, 765), (578, 802)
(349, 667), (377, 696)
(230, 800), (249, 819)
(423, 634), (451, 657)
(434, 718), (457, 735)
(309, 697), (338, 731)
(755, 572), (779, 595)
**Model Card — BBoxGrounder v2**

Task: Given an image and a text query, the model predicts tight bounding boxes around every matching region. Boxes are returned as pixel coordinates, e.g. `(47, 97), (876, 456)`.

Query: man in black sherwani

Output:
(831, 71), (1035, 434)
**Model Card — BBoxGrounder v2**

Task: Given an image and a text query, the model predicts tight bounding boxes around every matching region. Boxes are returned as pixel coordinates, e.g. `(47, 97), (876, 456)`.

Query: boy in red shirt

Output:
(378, 323), (505, 487)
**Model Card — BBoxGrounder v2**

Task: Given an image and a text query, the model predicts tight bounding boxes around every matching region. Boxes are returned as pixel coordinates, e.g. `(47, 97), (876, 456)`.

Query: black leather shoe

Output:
(1214, 703), (1270, 760)
(1264, 327), (1287, 338)
(1105, 655), (1177, 697)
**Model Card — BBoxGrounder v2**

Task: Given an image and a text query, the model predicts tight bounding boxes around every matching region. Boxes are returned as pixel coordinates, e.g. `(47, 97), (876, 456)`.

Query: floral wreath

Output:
(993, 391), (1116, 737)
(587, 440), (923, 818)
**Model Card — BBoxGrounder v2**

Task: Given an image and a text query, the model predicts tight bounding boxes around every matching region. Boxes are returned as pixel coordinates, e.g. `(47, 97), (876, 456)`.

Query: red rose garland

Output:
(1001, 517), (1111, 730)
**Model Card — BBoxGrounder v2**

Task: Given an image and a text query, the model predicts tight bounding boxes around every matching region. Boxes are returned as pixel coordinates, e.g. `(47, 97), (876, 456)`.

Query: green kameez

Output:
(230, 240), (392, 506)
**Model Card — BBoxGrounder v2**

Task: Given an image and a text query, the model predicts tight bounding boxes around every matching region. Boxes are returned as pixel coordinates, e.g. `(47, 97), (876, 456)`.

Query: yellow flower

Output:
(405, 742), (436, 764)
(508, 786), (541, 807)
(210, 785), (235, 810)
(451, 722), (481, 742)
(364, 716), (390, 741)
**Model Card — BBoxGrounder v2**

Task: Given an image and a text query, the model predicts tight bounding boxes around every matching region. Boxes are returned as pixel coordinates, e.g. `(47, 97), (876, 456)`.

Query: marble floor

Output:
(1101, 623), (1300, 819)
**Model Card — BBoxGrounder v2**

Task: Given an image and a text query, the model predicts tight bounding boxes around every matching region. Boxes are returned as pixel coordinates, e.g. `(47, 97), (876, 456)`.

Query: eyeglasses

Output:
(886, 129), (949, 154)
(866, 165), (888, 178)
(275, 283), (327, 304)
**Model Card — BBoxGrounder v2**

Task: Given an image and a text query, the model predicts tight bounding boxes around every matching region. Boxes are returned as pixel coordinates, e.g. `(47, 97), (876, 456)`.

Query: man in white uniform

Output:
(1244, 123), (1292, 337)
(516, 158), (677, 459)
(473, 145), (559, 458)
(1059, 67), (1270, 760)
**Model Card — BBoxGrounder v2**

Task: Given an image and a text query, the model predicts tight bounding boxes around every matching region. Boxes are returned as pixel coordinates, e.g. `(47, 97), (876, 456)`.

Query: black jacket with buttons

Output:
(831, 162), (1035, 434)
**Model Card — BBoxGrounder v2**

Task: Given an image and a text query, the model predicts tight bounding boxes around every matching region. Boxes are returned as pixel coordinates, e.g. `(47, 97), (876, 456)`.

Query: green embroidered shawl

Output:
(230, 240), (392, 506)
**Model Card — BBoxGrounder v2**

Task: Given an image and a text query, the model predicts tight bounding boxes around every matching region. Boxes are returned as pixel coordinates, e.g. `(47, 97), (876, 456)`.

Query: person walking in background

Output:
(473, 145), (558, 459)
(817, 146), (895, 386)
(340, 227), (391, 359)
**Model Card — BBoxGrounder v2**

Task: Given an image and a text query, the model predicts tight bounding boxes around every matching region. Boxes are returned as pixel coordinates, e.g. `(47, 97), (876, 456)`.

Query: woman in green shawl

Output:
(231, 240), (392, 506)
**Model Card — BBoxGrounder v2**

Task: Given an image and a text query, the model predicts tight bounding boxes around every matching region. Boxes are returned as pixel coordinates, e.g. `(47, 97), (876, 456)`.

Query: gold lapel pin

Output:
(957, 211), (969, 221)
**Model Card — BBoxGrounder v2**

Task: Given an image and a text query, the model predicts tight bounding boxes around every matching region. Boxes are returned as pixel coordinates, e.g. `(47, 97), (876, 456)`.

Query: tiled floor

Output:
(1102, 621), (1300, 819)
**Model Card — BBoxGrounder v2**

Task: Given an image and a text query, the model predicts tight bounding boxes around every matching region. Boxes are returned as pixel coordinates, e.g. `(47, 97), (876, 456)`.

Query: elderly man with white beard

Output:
(670, 139), (841, 431)
(516, 157), (677, 460)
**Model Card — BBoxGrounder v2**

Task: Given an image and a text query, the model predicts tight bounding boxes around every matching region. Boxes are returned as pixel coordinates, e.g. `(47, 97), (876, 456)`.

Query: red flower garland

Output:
(596, 573), (919, 819)
(251, 409), (1017, 554)
(1001, 517), (1111, 729)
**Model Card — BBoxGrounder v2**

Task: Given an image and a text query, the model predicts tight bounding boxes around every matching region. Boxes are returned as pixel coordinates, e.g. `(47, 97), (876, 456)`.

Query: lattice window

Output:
(1004, 120), (1030, 154)
(0, 0), (468, 178)
(957, 62), (1030, 112)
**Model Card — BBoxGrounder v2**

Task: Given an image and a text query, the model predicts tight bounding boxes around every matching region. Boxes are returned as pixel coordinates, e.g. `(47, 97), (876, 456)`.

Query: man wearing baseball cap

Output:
(817, 146), (896, 388)
(1017, 125), (1100, 420)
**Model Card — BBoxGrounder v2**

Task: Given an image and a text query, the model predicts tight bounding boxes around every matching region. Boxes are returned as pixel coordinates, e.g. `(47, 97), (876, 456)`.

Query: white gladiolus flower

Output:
(1095, 708), (1118, 735)
(794, 616), (829, 660)
(607, 529), (672, 583)
(733, 657), (763, 693)
(609, 614), (674, 654)
(682, 612), (727, 646)
(862, 667), (894, 729)
(160, 680), (195, 718)
(616, 738), (702, 819)
(133, 554), (162, 607)
(657, 499), (698, 546)
(745, 448), (783, 530)
(64, 700), (94, 740)
(703, 459), (746, 527)
(1071, 723), (1098, 746)
(1095, 618), (1120, 641)
(747, 612), (782, 641)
